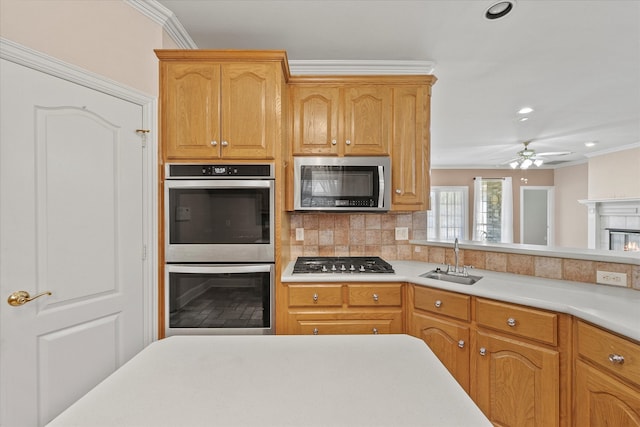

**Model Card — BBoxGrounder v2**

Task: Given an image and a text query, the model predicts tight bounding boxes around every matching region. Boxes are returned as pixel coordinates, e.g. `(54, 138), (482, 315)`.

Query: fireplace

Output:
(579, 199), (640, 250)
(607, 229), (640, 252)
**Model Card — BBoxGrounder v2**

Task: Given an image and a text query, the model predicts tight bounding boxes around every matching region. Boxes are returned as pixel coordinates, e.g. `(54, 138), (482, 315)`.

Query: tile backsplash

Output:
(286, 211), (639, 290)
(288, 212), (427, 260)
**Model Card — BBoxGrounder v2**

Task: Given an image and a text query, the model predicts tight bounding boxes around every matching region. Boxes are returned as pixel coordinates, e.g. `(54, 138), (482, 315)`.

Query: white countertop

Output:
(282, 260), (640, 342)
(47, 335), (491, 427)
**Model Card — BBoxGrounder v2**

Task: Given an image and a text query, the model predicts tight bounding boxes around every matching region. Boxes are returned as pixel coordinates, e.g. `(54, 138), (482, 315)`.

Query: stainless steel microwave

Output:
(293, 157), (391, 211)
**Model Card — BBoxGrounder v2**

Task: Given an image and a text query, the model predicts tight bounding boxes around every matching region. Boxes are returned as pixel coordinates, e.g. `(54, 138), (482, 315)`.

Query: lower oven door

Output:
(165, 263), (274, 336)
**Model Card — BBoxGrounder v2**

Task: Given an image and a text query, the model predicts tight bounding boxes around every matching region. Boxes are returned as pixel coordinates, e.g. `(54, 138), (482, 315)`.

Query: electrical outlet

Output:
(295, 228), (305, 241)
(596, 270), (627, 287)
(395, 227), (409, 240)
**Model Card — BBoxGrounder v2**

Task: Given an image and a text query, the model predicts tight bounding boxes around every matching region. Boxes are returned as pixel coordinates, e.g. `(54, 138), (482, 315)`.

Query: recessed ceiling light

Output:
(584, 141), (597, 147)
(519, 117), (529, 122)
(518, 107), (534, 114)
(485, 1), (516, 20)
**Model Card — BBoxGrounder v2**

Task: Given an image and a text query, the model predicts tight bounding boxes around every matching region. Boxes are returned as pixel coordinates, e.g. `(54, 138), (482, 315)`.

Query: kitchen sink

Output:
(419, 269), (482, 285)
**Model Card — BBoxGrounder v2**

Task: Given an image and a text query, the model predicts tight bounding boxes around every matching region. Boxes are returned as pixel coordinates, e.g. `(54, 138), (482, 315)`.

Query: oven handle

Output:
(165, 264), (274, 274)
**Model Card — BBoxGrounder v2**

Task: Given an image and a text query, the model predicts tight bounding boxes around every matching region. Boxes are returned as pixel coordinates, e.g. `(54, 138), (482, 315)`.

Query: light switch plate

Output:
(596, 270), (627, 287)
(295, 228), (305, 241)
(395, 227), (409, 240)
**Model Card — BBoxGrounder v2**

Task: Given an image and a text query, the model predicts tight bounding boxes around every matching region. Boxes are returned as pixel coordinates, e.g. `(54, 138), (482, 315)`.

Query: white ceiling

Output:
(156, 0), (640, 169)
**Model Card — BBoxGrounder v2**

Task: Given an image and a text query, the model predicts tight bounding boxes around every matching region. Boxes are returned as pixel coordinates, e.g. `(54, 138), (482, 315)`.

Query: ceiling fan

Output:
(506, 141), (572, 169)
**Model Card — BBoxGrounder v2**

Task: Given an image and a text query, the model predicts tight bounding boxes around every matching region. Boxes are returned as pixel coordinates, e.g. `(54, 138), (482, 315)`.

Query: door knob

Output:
(7, 290), (52, 306)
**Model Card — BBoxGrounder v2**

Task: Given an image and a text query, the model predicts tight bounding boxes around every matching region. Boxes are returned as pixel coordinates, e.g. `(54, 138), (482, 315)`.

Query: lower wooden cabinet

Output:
(472, 330), (560, 427)
(285, 283), (404, 335)
(575, 321), (640, 426)
(411, 311), (470, 392)
(408, 285), (571, 427)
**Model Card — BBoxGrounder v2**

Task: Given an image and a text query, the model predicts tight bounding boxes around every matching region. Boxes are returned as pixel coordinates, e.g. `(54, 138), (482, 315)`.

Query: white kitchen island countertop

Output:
(282, 260), (640, 342)
(47, 334), (491, 427)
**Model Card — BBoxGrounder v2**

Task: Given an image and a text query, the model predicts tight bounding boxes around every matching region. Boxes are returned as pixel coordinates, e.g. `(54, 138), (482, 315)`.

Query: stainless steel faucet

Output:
(454, 238), (460, 273)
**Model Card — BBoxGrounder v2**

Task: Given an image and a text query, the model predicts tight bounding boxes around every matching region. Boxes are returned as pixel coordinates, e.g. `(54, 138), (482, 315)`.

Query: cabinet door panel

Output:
(221, 63), (276, 159)
(473, 330), (559, 427)
(163, 62), (220, 159)
(575, 360), (640, 427)
(344, 87), (391, 155)
(412, 312), (470, 392)
(392, 86), (426, 209)
(291, 86), (340, 155)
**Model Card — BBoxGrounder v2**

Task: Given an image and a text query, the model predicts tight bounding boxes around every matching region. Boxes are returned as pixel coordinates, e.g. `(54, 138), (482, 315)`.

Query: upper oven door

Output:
(165, 179), (275, 262)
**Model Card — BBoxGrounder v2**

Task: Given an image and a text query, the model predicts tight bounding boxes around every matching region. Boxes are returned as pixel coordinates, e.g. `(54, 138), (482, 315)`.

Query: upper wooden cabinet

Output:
(391, 86), (430, 210)
(157, 50), (289, 161)
(290, 84), (391, 156)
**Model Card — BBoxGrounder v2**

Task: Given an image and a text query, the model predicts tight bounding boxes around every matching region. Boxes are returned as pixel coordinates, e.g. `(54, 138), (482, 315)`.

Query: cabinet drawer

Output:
(288, 285), (342, 307)
(577, 321), (640, 386)
(297, 320), (392, 335)
(475, 298), (557, 345)
(414, 286), (470, 321)
(347, 284), (402, 307)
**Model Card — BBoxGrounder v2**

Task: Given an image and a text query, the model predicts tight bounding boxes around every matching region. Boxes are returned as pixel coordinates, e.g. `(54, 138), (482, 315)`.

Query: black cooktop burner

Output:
(293, 256), (395, 274)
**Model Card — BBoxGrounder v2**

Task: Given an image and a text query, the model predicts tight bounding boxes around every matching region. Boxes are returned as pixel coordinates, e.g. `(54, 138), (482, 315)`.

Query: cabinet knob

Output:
(331, 139), (337, 145)
(372, 328), (379, 335)
(479, 347), (487, 356)
(608, 353), (625, 365)
(434, 300), (442, 308)
(507, 317), (517, 327)
(312, 293), (318, 302)
(211, 140), (218, 146)
(313, 328), (319, 335)
(458, 340), (465, 348)
(345, 139), (351, 145)
(221, 140), (229, 147)
(372, 293), (379, 302)
(395, 189), (402, 194)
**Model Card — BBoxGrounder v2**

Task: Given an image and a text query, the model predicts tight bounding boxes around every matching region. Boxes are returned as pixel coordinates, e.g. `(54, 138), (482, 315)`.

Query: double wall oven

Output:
(164, 163), (275, 336)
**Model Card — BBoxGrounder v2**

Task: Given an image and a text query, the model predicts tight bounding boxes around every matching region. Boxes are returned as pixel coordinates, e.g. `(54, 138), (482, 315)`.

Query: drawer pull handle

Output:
(345, 139), (351, 145)
(434, 300), (442, 308)
(608, 354), (625, 365)
(211, 140), (218, 146)
(479, 347), (487, 356)
(458, 340), (465, 348)
(312, 293), (318, 302)
(313, 328), (319, 335)
(507, 317), (517, 327)
(372, 328), (379, 335)
(331, 139), (337, 145)
(372, 293), (379, 302)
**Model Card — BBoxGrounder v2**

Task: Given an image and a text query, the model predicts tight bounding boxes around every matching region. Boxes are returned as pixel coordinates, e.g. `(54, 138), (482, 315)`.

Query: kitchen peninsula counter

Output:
(282, 260), (640, 342)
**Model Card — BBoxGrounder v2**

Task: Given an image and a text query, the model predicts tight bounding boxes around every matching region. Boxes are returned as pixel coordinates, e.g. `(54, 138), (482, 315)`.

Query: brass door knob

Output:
(7, 290), (52, 306)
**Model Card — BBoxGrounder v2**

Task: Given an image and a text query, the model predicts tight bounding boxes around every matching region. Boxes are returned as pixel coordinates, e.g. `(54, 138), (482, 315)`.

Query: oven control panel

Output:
(166, 163), (274, 179)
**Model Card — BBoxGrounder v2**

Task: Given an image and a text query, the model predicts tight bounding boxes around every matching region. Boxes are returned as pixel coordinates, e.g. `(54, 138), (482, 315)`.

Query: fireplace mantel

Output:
(578, 198), (640, 250)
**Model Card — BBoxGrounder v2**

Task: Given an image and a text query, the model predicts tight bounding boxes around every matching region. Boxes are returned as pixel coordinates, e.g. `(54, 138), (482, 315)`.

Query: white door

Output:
(520, 186), (555, 246)
(0, 59), (147, 426)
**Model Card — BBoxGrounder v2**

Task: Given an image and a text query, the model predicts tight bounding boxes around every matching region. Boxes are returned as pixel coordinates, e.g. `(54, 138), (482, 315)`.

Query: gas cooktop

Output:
(292, 256), (395, 274)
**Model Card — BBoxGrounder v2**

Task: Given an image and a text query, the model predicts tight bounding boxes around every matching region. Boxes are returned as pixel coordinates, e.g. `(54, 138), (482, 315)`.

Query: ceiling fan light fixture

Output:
(534, 159), (544, 167)
(520, 158), (533, 169)
(510, 161), (519, 169)
(485, 1), (515, 20)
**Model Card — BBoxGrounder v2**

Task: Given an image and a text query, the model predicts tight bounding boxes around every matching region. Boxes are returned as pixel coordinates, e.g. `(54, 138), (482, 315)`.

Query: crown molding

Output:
(288, 59), (435, 75)
(125, 0), (198, 49)
(584, 142), (640, 158)
(0, 37), (153, 104)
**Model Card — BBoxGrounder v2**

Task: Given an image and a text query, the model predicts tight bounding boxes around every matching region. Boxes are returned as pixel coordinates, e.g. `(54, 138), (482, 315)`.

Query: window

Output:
(427, 186), (468, 240)
(472, 177), (513, 243)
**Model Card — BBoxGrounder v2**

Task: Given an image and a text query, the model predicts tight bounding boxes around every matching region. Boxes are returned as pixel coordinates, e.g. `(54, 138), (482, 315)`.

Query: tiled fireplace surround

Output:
(288, 212), (640, 290)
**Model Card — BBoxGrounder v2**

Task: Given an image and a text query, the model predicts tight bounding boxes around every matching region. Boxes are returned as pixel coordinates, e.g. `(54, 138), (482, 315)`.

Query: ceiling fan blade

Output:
(536, 151), (572, 157)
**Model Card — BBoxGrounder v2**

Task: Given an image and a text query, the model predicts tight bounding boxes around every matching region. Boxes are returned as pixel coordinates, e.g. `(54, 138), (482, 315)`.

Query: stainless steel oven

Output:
(164, 163), (275, 263)
(165, 264), (274, 336)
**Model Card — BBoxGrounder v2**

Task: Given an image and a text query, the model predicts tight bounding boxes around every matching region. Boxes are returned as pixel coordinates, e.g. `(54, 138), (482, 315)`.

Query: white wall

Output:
(554, 163), (588, 248)
(588, 146), (640, 200)
(0, 0), (171, 95)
